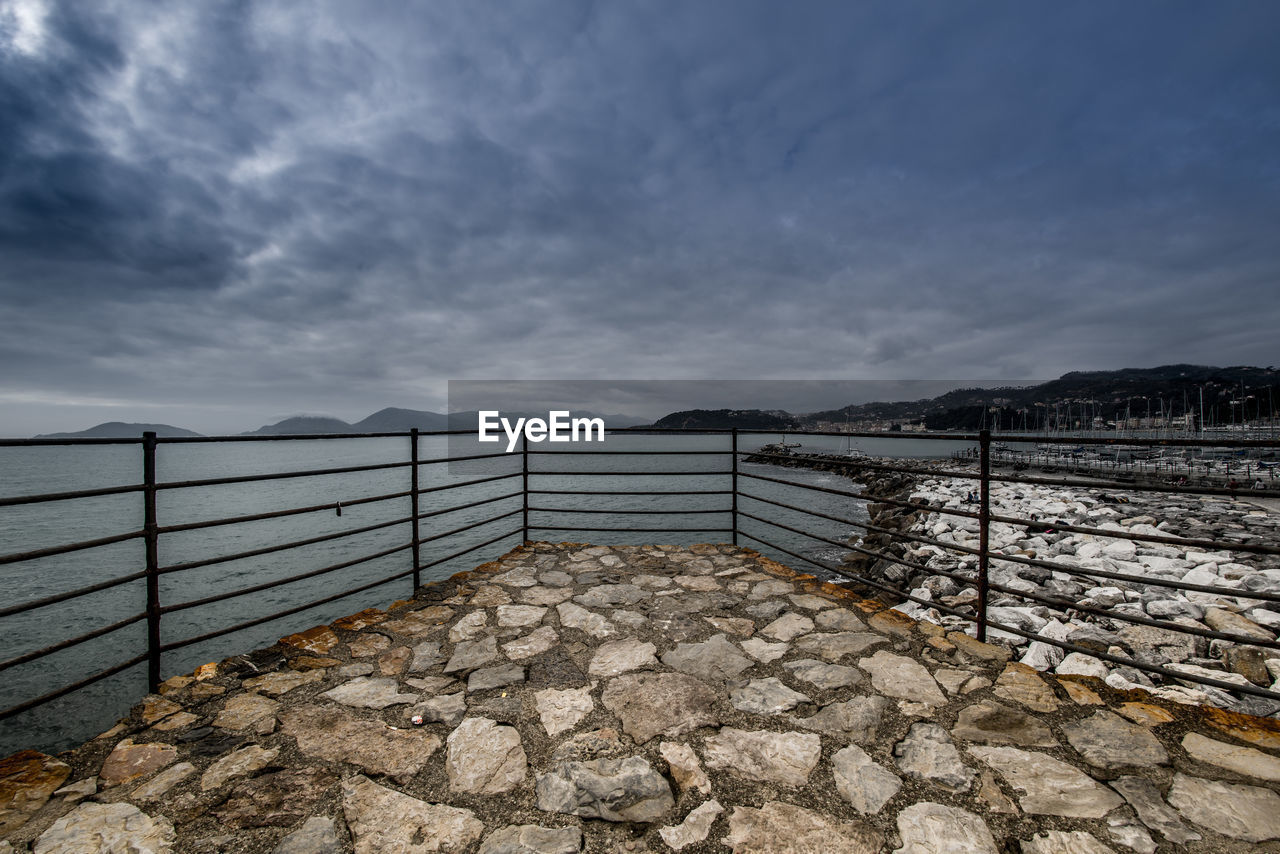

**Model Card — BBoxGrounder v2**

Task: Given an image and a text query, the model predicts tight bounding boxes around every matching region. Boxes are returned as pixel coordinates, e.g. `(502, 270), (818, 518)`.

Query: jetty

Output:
(5, 542), (1280, 853)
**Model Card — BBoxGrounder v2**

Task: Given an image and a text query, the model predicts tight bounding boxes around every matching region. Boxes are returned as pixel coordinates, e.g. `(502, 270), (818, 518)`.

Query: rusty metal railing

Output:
(2, 426), (1279, 736)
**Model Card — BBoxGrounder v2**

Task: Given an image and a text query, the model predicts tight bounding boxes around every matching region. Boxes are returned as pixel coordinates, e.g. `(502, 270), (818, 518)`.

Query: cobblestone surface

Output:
(5, 542), (1280, 852)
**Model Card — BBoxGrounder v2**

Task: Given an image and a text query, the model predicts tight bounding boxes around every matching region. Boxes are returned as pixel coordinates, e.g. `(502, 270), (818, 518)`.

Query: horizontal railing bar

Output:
(736, 530), (1280, 700)
(743, 507), (1280, 650)
(736, 428), (1278, 449)
(417, 509), (524, 546)
(744, 449), (982, 482)
(0, 652), (149, 722)
(737, 485), (1280, 602)
(161, 541), (416, 615)
(154, 429), (483, 442)
(528, 525), (735, 534)
(418, 472), (523, 495)
(160, 553), (419, 652)
(740, 501), (1280, 608)
(982, 575), (1280, 650)
(987, 549), (1280, 604)
(0, 612), (147, 674)
(416, 527), (524, 572)
(417, 450), (518, 466)
(524, 449), (730, 456)
(0, 528), (144, 566)
(527, 506), (729, 515)
(0, 570), (149, 620)
(154, 460), (412, 491)
(745, 448), (1280, 499)
(415, 490), (523, 522)
(528, 470), (732, 476)
(158, 515), (412, 576)
(740, 468), (1280, 556)
(528, 488), (735, 496)
(736, 531), (979, 625)
(0, 482), (145, 508)
(988, 468), (1280, 500)
(158, 489), (412, 534)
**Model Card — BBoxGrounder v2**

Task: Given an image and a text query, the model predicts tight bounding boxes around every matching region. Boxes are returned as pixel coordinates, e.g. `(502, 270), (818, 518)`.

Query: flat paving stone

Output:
(33, 802), (174, 853)
(588, 638), (658, 677)
(502, 625), (559, 660)
(969, 745), (1123, 818)
(534, 686), (594, 737)
(601, 672), (720, 744)
(795, 631), (886, 662)
(993, 662), (1060, 713)
(703, 727), (821, 787)
(895, 802), (997, 854)
(280, 704), (442, 781)
(760, 612), (813, 641)
(724, 801), (883, 853)
(783, 658), (863, 690)
(478, 824), (582, 854)
(1109, 776), (1201, 845)
(951, 700), (1057, 748)
(444, 635), (500, 673)
(729, 677), (812, 715)
(1167, 772), (1280, 842)
(0, 751), (70, 834)
(446, 717), (528, 794)
(342, 774), (483, 853)
(832, 745), (901, 814)
(661, 634), (754, 681)
(857, 650), (946, 706)
(794, 695), (889, 743)
(1181, 730), (1280, 781)
(1062, 710), (1168, 770)
(320, 676), (416, 709)
(557, 602), (616, 638)
(895, 722), (976, 792)
(1020, 830), (1115, 853)
(739, 637), (789, 663)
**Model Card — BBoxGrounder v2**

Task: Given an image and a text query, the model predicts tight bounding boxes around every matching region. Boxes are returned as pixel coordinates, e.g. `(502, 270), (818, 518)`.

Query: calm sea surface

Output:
(0, 432), (971, 754)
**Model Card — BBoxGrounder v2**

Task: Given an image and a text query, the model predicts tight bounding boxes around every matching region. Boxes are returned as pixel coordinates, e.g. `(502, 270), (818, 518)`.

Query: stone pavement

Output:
(5, 543), (1280, 853)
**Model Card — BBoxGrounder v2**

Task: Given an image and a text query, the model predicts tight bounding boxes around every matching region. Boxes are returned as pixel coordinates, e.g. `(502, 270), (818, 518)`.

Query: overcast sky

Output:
(2, 1), (1278, 435)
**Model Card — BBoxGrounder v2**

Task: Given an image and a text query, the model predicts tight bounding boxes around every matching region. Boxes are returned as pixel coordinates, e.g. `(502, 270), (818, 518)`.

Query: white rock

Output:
(658, 800), (723, 850)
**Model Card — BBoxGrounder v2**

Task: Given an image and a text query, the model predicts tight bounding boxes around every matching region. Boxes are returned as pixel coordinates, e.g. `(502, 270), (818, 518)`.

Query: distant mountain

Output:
(36, 422), (203, 439)
(652, 409), (800, 430)
(244, 416), (354, 436)
(805, 365), (1280, 430)
(353, 408), (449, 432)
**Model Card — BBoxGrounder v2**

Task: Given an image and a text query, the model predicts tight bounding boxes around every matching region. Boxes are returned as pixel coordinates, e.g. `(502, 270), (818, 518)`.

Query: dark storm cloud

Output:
(1, 0), (1278, 435)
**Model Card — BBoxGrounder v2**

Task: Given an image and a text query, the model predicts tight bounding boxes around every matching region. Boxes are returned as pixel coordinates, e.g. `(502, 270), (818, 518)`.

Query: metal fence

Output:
(3, 428), (1279, 733)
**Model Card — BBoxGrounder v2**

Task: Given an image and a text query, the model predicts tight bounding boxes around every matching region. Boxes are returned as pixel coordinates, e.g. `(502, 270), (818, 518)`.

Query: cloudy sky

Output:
(1, 1), (1277, 434)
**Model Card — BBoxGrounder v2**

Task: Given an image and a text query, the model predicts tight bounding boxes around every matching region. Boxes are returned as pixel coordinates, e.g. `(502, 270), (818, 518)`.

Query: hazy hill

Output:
(244, 416), (354, 435)
(353, 408), (450, 432)
(652, 409), (800, 430)
(36, 422), (203, 439)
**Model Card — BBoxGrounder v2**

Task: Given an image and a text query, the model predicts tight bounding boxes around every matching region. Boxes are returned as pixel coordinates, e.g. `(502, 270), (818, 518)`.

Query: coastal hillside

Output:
(652, 409), (800, 430)
(35, 422), (203, 439)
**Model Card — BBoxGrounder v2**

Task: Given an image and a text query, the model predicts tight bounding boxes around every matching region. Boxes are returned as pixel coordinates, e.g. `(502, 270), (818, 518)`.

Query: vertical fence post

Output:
(730, 429), (739, 545)
(976, 428), (991, 643)
(521, 436), (530, 544)
(410, 429), (420, 593)
(142, 431), (161, 692)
